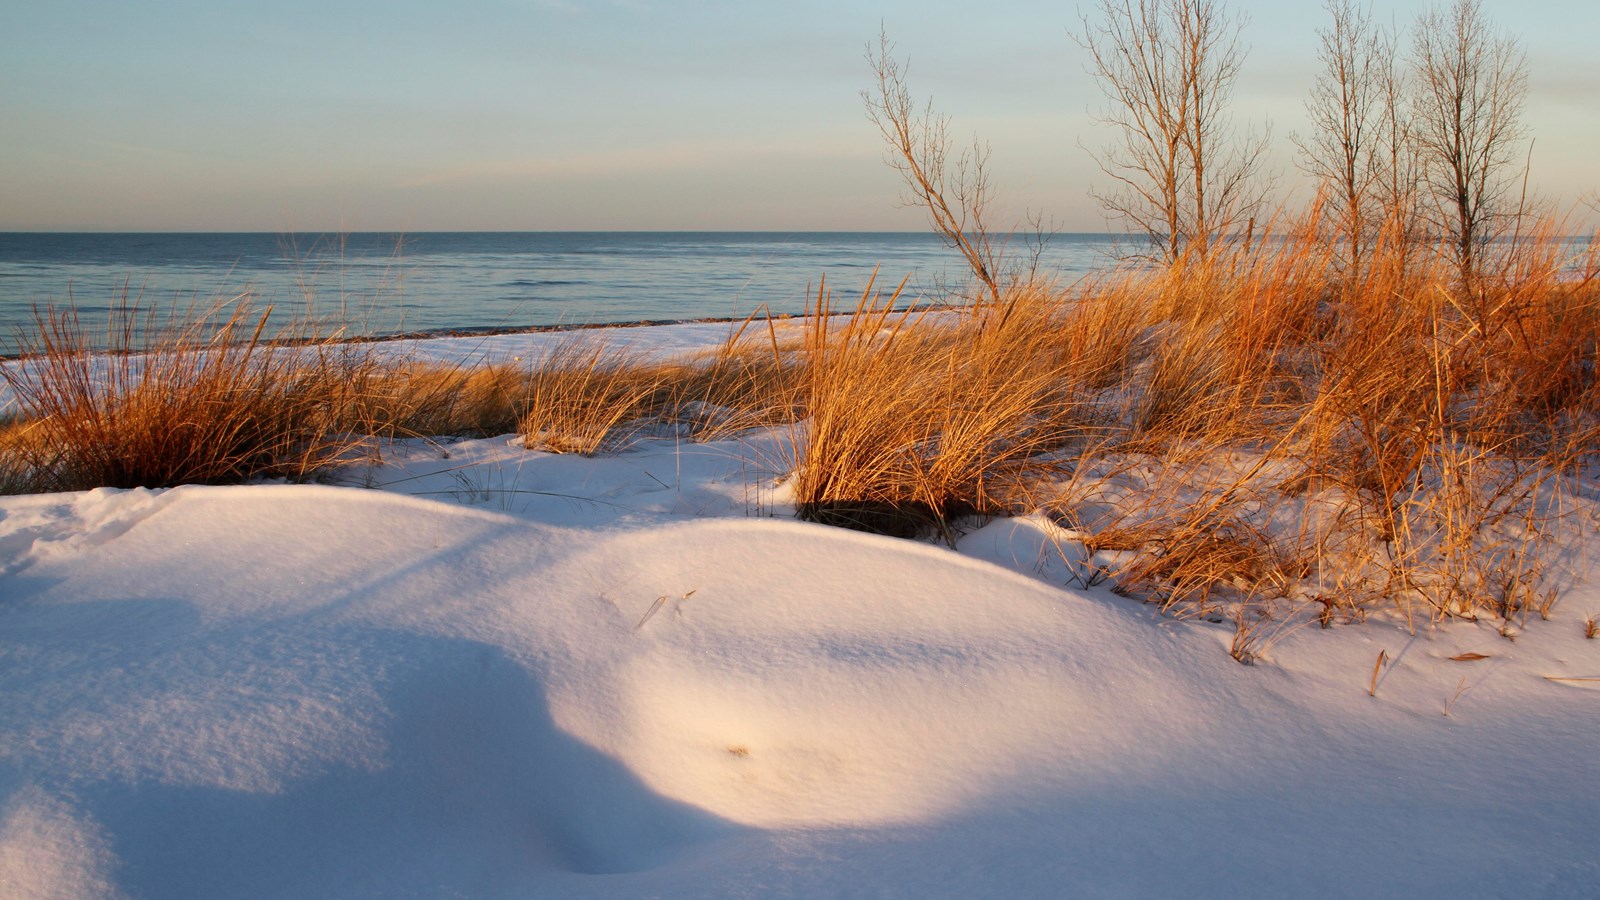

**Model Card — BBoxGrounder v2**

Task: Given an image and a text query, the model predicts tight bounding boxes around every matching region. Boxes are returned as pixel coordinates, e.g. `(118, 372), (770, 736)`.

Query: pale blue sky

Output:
(1, 0), (1594, 231)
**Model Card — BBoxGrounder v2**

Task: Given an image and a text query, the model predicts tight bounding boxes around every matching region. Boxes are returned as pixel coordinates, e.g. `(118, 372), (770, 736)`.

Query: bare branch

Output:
(1074, 0), (1272, 265)
(1410, 0), (1529, 285)
(1294, 0), (1393, 271)
(863, 30), (1001, 303)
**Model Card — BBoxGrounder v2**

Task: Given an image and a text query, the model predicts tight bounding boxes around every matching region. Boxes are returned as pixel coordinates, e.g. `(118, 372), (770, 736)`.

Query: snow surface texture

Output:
(2, 324), (1599, 898)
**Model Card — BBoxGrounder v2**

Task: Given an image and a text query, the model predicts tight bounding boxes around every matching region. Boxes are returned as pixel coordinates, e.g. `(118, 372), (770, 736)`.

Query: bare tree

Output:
(1373, 21), (1422, 262)
(1295, 0), (1391, 272)
(1074, 0), (1272, 264)
(1410, 0), (1528, 285)
(863, 31), (1001, 304)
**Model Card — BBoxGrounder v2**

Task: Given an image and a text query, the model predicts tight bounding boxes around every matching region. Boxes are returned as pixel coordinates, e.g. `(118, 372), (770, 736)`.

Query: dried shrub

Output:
(1, 298), (372, 491)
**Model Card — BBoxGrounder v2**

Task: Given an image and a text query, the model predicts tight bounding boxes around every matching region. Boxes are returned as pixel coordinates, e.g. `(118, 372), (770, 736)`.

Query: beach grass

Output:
(0, 297), (379, 491)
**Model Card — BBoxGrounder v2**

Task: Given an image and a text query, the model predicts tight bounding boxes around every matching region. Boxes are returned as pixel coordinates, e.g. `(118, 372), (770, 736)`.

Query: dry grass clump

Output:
(1098, 503), (1299, 614)
(1050, 278), (1152, 390)
(1127, 326), (1235, 444)
(1297, 231), (1594, 624)
(1, 299), (374, 492)
(354, 362), (529, 439)
(516, 320), (805, 455)
(0, 301), (810, 495)
(1046, 447), (1336, 620)
(859, 213), (1598, 636)
(790, 279), (1083, 540)
(518, 338), (672, 454)
(1067, 222), (1597, 630)
(0, 417), (48, 495)
(653, 318), (808, 440)
(312, 314), (806, 452)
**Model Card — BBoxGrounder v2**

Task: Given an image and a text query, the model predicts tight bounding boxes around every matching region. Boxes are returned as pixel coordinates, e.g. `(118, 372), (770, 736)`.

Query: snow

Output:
(2, 322), (1599, 898)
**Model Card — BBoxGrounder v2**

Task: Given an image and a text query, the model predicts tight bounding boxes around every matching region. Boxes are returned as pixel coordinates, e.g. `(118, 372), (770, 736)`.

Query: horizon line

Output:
(0, 228), (1127, 237)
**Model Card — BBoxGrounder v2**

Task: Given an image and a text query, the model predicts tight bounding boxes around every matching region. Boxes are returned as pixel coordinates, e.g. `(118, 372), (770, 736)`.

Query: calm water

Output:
(0, 232), (1127, 356)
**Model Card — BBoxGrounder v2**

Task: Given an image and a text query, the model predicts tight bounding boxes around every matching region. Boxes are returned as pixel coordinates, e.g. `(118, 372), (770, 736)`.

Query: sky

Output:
(1, 0), (1595, 232)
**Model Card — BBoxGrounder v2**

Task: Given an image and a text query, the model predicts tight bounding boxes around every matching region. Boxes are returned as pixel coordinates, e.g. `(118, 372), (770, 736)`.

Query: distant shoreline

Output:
(0, 302), (970, 363)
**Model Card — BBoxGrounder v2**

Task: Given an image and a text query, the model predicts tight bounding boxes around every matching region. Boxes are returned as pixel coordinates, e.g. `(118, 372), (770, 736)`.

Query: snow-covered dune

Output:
(3, 454), (1597, 897)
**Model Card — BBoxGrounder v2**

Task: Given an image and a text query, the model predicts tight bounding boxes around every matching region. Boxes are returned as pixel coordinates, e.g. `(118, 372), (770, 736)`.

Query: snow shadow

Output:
(76, 631), (739, 898)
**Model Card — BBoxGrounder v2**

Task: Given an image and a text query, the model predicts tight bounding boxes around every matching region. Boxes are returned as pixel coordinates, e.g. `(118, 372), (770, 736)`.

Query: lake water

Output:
(0, 232), (1128, 355)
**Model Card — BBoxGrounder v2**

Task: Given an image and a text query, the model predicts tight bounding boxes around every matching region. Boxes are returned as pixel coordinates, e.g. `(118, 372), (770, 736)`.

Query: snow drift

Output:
(2, 459), (1597, 898)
